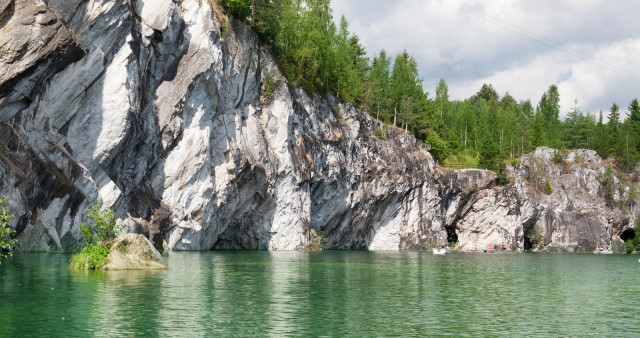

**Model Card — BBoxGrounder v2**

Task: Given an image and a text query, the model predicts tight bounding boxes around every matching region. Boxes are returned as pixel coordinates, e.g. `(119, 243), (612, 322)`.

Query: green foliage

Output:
(603, 165), (616, 204)
(624, 218), (640, 254)
(390, 51), (423, 129)
(479, 137), (499, 171)
(496, 162), (509, 186)
(261, 69), (276, 101)
(0, 196), (17, 265)
(69, 244), (110, 270)
(332, 104), (343, 119)
(538, 85), (561, 147)
(625, 240), (636, 254)
(630, 184), (638, 204)
(373, 126), (387, 139)
(544, 180), (553, 195)
(527, 224), (544, 249)
(306, 229), (325, 252)
(79, 199), (119, 247)
(469, 84), (498, 104)
(218, 0), (252, 20)
(71, 199), (121, 270)
(442, 153), (479, 170)
(553, 150), (563, 164)
(425, 131), (450, 163)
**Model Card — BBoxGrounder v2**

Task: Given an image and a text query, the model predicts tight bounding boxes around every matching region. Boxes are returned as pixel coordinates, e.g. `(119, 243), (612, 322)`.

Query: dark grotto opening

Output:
(620, 228), (636, 242)
(446, 225), (458, 245)
(523, 235), (533, 250)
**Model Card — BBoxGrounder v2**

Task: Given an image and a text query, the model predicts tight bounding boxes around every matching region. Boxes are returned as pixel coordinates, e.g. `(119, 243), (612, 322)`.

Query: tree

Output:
(538, 84), (560, 147)
(424, 131), (451, 163)
(70, 199), (122, 270)
(544, 180), (553, 195)
(435, 78), (450, 121)
(470, 83), (498, 104)
(0, 196), (17, 265)
(629, 98), (640, 154)
(629, 98), (640, 123)
(603, 165), (616, 204)
(219, 0), (252, 20)
(390, 50), (422, 127)
(566, 98), (582, 148)
(368, 50), (391, 122)
(607, 103), (621, 157)
(531, 109), (544, 149)
(479, 136), (499, 171)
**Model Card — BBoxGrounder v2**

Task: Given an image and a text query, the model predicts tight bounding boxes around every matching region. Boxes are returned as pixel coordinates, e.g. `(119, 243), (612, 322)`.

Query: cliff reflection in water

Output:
(1, 252), (639, 336)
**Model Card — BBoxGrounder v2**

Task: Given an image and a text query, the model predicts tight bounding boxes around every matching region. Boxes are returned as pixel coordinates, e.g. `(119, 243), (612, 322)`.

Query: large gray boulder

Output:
(103, 234), (167, 270)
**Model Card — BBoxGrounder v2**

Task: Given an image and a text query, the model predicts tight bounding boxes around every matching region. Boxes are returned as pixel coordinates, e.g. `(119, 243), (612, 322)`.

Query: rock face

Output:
(445, 148), (639, 253)
(1, 1), (638, 253)
(103, 234), (166, 270)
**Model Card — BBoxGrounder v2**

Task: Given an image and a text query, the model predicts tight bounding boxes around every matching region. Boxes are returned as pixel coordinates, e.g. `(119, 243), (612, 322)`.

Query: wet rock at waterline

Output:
(0, 1), (638, 253)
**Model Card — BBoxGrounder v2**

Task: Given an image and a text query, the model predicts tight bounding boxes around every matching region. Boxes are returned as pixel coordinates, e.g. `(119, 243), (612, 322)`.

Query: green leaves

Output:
(79, 199), (120, 247)
(71, 199), (121, 270)
(0, 196), (17, 264)
(218, 0), (252, 20)
(69, 244), (110, 270)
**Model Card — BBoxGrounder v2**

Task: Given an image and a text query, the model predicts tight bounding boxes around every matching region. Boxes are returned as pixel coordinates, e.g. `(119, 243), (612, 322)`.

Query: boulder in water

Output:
(103, 234), (167, 270)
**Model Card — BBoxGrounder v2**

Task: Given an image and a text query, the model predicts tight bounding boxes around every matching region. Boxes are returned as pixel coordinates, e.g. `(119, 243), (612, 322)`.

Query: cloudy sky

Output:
(331, 0), (640, 118)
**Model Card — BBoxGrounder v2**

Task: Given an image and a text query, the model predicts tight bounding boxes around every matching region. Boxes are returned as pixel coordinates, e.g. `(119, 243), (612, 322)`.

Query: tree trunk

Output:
(394, 105), (397, 126)
(465, 121), (468, 147)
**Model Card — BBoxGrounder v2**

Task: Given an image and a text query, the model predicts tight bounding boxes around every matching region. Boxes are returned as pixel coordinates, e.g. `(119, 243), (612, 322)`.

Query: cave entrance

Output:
(620, 228), (636, 242)
(446, 225), (458, 246)
(523, 234), (533, 250)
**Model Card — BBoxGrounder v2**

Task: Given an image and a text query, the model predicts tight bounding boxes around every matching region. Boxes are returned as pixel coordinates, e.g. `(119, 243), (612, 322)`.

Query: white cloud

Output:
(331, 0), (640, 116)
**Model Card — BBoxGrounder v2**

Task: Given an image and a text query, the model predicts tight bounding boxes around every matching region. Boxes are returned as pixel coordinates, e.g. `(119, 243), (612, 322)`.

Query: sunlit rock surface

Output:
(1, 1), (638, 252)
(104, 233), (166, 270)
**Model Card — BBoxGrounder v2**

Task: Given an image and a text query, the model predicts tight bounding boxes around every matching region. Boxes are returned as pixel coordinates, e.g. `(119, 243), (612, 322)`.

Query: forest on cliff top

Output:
(218, 0), (640, 172)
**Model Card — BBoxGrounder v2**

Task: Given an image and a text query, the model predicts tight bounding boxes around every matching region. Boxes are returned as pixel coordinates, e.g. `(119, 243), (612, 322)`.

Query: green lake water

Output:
(1, 251), (639, 336)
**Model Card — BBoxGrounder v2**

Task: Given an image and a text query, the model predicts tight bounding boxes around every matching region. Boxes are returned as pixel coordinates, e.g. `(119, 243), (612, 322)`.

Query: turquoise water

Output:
(1, 251), (639, 336)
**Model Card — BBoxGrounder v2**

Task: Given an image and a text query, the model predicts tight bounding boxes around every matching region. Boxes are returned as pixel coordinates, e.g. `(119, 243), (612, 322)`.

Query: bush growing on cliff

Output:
(261, 69), (277, 102)
(0, 196), (17, 265)
(70, 199), (121, 270)
(218, 0), (252, 20)
(544, 180), (553, 195)
(553, 150), (564, 164)
(306, 229), (326, 252)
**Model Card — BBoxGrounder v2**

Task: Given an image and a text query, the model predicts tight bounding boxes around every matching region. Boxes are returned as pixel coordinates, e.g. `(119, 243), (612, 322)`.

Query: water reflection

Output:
(2, 252), (640, 336)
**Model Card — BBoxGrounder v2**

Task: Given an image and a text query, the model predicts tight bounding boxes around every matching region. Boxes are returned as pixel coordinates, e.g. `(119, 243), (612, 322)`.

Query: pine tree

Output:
(629, 98), (640, 154)
(607, 103), (621, 157)
(531, 109), (544, 149)
(538, 84), (560, 148)
(390, 51), (422, 128)
(368, 50), (391, 122)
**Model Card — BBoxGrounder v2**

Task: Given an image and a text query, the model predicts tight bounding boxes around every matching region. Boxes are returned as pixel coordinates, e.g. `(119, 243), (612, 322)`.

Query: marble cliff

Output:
(1, 0), (638, 252)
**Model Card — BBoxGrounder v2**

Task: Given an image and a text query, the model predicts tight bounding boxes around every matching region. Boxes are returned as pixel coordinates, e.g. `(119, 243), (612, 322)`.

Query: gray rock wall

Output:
(1, 1), (638, 252)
